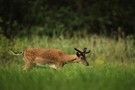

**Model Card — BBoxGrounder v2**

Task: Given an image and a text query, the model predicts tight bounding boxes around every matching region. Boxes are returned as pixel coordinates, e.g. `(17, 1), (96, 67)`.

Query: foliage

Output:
(0, 34), (135, 90)
(0, 34), (135, 65)
(0, 63), (135, 90)
(0, 0), (135, 38)
(0, 35), (12, 64)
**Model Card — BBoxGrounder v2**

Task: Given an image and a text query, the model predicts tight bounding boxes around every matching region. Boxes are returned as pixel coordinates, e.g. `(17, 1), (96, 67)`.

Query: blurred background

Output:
(0, 0), (135, 64)
(0, 0), (135, 38)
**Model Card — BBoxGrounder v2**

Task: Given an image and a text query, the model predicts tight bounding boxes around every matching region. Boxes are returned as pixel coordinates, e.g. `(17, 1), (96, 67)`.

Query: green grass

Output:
(0, 35), (135, 90)
(0, 63), (135, 90)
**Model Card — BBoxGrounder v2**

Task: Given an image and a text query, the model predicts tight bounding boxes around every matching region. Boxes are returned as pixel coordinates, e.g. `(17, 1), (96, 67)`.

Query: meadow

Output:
(0, 34), (135, 90)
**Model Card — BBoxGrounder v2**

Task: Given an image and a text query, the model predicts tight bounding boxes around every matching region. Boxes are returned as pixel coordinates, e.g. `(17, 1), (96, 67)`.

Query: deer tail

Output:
(10, 50), (23, 56)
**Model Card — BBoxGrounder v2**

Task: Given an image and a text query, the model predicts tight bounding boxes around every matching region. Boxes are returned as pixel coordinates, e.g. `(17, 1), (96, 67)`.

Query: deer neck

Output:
(63, 54), (78, 62)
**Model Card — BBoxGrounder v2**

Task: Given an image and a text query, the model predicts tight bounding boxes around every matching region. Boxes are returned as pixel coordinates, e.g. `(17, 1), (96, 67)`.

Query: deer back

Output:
(23, 48), (65, 62)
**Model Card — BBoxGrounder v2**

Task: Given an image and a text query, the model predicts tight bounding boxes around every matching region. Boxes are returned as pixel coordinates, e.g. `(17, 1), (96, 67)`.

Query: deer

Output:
(11, 48), (90, 70)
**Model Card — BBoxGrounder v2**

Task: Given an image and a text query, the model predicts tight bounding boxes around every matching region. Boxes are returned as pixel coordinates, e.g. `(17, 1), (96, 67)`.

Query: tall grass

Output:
(0, 34), (135, 90)
(0, 63), (135, 90)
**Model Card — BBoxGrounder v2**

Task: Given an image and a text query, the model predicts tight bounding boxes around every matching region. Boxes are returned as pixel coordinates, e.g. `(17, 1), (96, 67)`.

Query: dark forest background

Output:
(0, 0), (135, 38)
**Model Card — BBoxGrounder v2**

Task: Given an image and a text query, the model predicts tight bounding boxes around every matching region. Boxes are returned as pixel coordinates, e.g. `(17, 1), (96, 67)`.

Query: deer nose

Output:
(86, 63), (89, 66)
(85, 62), (89, 66)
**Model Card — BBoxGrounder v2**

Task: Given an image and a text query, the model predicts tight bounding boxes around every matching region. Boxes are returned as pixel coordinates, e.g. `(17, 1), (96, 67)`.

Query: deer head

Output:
(74, 48), (90, 66)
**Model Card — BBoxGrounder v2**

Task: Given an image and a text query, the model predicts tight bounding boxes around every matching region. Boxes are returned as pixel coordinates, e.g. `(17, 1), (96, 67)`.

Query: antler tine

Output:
(83, 48), (90, 54)
(86, 50), (90, 54)
(83, 48), (87, 52)
(74, 48), (82, 53)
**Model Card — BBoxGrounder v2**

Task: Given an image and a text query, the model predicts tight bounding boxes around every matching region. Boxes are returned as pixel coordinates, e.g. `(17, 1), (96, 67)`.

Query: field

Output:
(0, 35), (135, 90)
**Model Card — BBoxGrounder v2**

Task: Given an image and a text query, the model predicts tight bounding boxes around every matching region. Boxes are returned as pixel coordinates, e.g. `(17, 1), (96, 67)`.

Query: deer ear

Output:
(76, 52), (81, 57)
(74, 48), (82, 53)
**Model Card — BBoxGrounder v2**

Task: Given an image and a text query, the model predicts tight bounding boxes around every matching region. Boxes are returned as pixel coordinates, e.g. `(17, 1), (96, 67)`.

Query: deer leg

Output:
(34, 57), (46, 67)
(49, 64), (57, 70)
(36, 63), (45, 67)
(53, 62), (64, 70)
(23, 60), (32, 71)
(49, 63), (63, 70)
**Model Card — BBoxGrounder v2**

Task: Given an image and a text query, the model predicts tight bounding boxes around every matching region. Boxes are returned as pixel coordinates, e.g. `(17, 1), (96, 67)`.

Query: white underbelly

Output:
(36, 63), (57, 69)
(49, 64), (57, 69)
(36, 63), (45, 67)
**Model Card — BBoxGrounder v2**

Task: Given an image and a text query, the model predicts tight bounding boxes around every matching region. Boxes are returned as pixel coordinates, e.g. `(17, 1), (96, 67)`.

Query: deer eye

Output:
(80, 56), (83, 59)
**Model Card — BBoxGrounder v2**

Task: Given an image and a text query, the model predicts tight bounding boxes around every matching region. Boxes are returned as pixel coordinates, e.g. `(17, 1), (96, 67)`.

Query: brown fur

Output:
(12, 48), (90, 70)
(13, 48), (80, 70)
